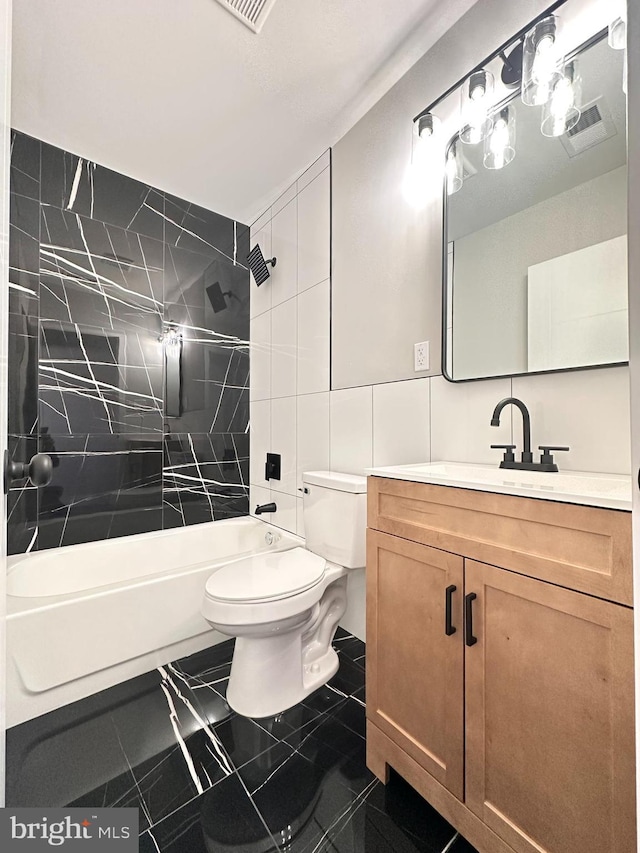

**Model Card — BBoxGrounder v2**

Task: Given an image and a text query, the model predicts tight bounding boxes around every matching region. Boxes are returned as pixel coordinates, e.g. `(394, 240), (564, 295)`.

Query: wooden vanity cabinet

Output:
(366, 477), (636, 853)
(366, 530), (464, 798)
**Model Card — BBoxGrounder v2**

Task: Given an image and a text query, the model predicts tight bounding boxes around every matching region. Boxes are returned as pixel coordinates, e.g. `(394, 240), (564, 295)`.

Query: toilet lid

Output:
(205, 547), (327, 604)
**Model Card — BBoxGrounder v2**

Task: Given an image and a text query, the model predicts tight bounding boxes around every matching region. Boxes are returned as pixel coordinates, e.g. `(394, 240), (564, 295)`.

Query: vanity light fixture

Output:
(159, 324), (183, 353)
(459, 69), (494, 144)
(483, 107), (516, 170)
(160, 325), (183, 418)
(412, 112), (440, 166)
(522, 15), (563, 106)
(500, 43), (524, 89)
(446, 142), (464, 194)
(607, 2), (627, 93)
(541, 60), (581, 137)
(416, 112), (439, 139)
(608, 6), (626, 50)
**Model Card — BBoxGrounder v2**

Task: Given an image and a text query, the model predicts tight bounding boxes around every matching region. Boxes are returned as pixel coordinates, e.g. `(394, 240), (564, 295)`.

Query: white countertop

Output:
(365, 461), (632, 511)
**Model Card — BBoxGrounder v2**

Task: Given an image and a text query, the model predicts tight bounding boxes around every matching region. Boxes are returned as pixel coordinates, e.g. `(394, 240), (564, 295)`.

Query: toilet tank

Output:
(302, 471), (367, 568)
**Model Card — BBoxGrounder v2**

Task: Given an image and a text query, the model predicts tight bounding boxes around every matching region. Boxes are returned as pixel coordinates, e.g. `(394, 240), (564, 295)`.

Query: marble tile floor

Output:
(6, 629), (478, 852)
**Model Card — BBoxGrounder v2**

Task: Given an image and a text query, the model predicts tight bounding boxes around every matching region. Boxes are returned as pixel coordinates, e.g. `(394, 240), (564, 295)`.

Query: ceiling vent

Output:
(214, 0), (278, 33)
(559, 98), (618, 158)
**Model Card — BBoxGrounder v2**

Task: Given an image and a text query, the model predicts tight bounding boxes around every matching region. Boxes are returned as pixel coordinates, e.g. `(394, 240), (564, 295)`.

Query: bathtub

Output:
(6, 517), (302, 727)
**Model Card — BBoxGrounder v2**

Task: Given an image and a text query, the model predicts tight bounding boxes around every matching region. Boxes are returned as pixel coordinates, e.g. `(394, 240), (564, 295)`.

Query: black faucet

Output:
(255, 502), (277, 515)
(490, 397), (569, 472)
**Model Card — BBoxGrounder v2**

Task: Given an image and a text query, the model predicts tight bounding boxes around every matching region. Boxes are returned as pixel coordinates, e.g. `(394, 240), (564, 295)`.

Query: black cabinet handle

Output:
(465, 592), (477, 647)
(445, 584), (457, 635)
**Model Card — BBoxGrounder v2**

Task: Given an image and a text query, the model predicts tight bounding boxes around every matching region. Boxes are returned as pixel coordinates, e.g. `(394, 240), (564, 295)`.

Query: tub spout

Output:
(255, 502), (277, 515)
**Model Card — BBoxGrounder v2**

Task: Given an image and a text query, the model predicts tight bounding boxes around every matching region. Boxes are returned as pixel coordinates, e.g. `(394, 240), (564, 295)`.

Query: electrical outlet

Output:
(414, 341), (430, 372)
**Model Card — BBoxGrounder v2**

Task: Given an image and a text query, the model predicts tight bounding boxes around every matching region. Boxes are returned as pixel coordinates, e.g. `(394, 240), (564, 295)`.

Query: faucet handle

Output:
(538, 445), (570, 468)
(491, 444), (516, 463)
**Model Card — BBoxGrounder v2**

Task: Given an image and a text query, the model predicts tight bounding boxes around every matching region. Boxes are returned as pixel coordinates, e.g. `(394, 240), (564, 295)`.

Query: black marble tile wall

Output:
(8, 129), (250, 554)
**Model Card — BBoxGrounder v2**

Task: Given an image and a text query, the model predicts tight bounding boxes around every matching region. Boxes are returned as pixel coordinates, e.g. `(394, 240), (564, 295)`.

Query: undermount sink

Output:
(365, 461), (632, 511)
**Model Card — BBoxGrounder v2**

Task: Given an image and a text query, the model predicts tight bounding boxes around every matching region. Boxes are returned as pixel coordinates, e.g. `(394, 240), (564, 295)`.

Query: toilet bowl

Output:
(201, 471), (367, 718)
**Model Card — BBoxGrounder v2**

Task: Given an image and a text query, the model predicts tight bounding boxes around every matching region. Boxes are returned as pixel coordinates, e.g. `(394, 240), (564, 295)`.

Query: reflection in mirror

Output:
(444, 33), (627, 381)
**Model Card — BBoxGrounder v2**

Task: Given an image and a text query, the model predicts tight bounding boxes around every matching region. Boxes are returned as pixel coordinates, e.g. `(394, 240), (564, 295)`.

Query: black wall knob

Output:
(4, 450), (53, 494)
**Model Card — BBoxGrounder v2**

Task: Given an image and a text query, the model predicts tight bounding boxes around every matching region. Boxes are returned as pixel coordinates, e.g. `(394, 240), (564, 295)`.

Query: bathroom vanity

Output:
(365, 465), (635, 853)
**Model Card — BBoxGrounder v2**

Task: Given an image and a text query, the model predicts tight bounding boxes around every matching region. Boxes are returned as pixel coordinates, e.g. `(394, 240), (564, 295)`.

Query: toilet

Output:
(201, 471), (367, 718)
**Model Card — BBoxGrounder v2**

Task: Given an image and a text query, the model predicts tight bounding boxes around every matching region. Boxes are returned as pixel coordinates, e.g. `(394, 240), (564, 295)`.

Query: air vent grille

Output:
(567, 104), (602, 137)
(559, 97), (618, 158)
(214, 0), (278, 33)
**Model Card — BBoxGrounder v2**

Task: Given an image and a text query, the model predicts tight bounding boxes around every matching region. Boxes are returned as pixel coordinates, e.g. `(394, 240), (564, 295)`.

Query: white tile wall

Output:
(297, 392), (330, 490)
(330, 386), (373, 475)
(249, 152), (331, 540)
(298, 169), (330, 293)
(297, 279), (330, 394)
(297, 150), (330, 193)
(271, 298), (297, 399)
(271, 198), (297, 307)
(512, 366), (631, 474)
(249, 400), (270, 487)
(270, 491), (298, 534)
(249, 148), (633, 643)
(271, 396), (297, 496)
(249, 312), (270, 402)
(272, 182), (297, 217)
(373, 378), (431, 467)
(430, 374), (513, 465)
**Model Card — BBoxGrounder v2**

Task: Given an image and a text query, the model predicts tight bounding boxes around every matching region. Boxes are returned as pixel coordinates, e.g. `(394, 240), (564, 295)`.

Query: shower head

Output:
(206, 281), (230, 313)
(206, 280), (242, 314)
(247, 243), (277, 287)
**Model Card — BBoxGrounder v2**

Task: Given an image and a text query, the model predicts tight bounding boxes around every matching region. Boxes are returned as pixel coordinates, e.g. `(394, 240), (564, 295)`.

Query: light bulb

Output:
(490, 118), (508, 170)
(470, 81), (486, 101)
(161, 326), (182, 354)
(531, 35), (560, 104)
(522, 15), (563, 107)
(608, 16), (626, 50)
(541, 62), (581, 137)
(460, 70), (494, 144)
(533, 35), (556, 81)
(417, 113), (439, 139)
(483, 106), (515, 170)
(550, 78), (573, 135)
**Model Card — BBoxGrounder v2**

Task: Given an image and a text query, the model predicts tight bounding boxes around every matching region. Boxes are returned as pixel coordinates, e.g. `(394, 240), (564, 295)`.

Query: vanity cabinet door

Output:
(366, 529), (464, 798)
(464, 559), (636, 853)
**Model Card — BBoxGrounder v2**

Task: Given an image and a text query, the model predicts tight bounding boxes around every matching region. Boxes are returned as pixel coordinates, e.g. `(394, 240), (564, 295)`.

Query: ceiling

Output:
(11, 0), (478, 224)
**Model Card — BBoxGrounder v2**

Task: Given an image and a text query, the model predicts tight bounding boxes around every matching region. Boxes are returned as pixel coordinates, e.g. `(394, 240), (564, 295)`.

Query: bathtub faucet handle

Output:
(3, 450), (53, 494)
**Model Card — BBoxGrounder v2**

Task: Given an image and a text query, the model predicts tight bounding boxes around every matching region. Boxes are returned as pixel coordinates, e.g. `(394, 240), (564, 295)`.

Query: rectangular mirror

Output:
(444, 29), (627, 382)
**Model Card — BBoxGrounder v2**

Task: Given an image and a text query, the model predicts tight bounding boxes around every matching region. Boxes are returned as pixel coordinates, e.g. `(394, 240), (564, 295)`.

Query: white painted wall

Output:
(0, 0), (10, 806)
(330, 0), (619, 390)
(452, 166), (628, 379)
(331, 0), (563, 390)
(625, 0), (640, 840)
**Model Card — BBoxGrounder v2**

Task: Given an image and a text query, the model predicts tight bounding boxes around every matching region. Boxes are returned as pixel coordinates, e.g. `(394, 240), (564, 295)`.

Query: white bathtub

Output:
(6, 517), (302, 727)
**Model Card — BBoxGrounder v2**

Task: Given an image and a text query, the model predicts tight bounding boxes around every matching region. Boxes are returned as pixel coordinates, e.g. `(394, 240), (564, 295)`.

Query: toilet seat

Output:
(204, 547), (326, 605)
